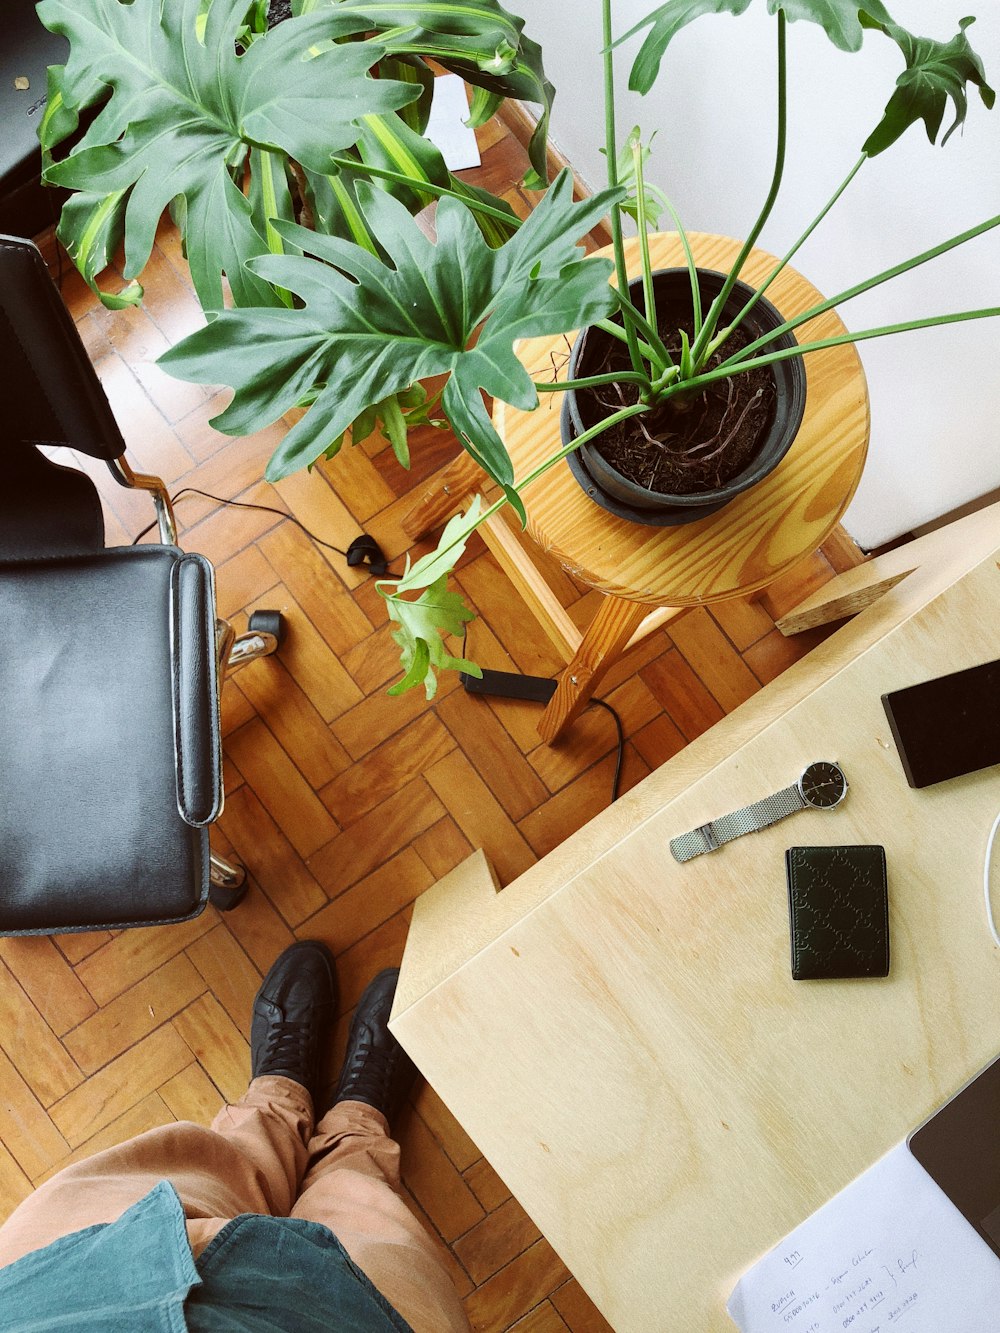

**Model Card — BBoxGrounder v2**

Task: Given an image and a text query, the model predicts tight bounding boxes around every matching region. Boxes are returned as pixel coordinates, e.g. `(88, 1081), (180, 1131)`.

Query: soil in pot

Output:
(574, 310), (779, 497)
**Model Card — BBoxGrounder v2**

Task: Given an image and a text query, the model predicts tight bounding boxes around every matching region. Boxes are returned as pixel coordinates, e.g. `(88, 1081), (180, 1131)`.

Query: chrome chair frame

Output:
(111, 458), (282, 912)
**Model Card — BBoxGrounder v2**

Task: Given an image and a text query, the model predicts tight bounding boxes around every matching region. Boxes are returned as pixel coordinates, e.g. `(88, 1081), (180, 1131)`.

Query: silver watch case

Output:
(795, 760), (849, 810)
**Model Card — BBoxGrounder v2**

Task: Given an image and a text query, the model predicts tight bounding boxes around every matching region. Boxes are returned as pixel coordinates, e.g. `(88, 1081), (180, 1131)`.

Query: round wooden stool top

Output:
(495, 233), (870, 606)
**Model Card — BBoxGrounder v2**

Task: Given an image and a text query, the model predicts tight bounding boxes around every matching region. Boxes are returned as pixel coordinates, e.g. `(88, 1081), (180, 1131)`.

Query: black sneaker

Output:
(332, 969), (417, 1126)
(251, 941), (337, 1103)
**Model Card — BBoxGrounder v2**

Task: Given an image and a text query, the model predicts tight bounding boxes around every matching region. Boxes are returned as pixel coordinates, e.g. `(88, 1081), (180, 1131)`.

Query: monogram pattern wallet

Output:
(785, 845), (889, 980)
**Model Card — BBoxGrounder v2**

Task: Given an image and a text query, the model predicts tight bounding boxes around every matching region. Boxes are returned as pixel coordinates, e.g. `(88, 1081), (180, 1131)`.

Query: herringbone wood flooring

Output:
(2, 116), (858, 1331)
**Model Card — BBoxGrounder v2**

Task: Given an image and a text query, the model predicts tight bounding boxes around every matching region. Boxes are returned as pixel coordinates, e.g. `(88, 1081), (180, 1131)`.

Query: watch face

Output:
(798, 761), (848, 809)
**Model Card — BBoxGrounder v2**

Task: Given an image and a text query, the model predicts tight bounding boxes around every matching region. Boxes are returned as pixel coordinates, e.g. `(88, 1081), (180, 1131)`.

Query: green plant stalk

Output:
(534, 370), (652, 392)
(611, 290), (674, 370)
(326, 173), (380, 256)
(657, 190), (703, 341)
(328, 155), (522, 229)
(655, 305), (1000, 398)
(258, 150), (294, 308)
(595, 318), (659, 363)
(632, 140), (657, 334)
(690, 10), (788, 370)
(602, 0), (646, 379)
(718, 210), (1000, 368)
(379, 401), (649, 607)
(705, 155), (866, 357)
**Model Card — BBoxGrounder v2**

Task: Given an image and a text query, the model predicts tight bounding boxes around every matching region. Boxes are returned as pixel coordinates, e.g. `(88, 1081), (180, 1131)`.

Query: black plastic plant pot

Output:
(562, 268), (808, 527)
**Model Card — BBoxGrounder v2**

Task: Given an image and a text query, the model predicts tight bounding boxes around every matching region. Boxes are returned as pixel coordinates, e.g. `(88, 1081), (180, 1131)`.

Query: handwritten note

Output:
(727, 1143), (1000, 1332)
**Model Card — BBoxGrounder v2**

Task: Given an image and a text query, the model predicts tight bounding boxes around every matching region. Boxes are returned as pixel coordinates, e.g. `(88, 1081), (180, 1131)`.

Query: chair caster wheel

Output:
(209, 879), (249, 912)
(249, 609), (285, 644)
(209, 865), (249, 912)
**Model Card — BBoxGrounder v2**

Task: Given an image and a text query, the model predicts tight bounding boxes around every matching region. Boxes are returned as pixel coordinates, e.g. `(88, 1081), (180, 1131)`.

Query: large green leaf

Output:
(297, 0), (555, 187)
(620, 1), (752, 95)
(159, 170), (619, 495)
(863, 16), (996, 156)
(619, 0), (893, 94)
(764, 0), (892, 52)
(386, 574), (479, 698)
(56, 189), (143, 310)
(37, 0), (418, 309)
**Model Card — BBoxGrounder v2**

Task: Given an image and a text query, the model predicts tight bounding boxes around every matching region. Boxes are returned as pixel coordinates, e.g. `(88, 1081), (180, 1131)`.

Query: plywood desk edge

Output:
(393, 519), (1000, 1032)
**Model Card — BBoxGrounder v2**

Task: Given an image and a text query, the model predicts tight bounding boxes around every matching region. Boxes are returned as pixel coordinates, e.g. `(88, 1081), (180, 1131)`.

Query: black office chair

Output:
(0, 233), (283, 935)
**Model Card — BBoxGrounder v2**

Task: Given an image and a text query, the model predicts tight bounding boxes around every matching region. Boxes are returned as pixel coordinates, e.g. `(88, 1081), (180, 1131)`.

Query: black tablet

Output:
(908, 1055), (1000, 1260)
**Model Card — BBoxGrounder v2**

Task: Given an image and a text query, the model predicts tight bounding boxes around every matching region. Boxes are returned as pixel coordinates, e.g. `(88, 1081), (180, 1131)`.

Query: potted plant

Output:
(38, 0), (998, 696)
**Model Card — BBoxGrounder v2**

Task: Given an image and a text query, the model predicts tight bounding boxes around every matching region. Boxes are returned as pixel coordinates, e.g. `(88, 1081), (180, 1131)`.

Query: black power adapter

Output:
(460, 668), (557, 703)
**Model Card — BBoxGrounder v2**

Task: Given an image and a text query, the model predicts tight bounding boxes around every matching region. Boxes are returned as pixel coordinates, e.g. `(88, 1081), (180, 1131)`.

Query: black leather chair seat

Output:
(0, 546), (218, 933)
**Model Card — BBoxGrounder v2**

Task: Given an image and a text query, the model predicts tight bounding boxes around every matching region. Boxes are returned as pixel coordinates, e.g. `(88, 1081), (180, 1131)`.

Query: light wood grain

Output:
(496, 233), (869, 605)
(1, 127), (864, 1333)
(776, 497), (1000, 634)
(393, 539), (1000, 1331)
(480, 507), (583, 664)
(538, 596), (650, 741)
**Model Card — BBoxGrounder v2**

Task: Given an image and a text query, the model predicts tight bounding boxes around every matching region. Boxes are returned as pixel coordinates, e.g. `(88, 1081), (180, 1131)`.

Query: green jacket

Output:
(0, 1181), (412, 1332)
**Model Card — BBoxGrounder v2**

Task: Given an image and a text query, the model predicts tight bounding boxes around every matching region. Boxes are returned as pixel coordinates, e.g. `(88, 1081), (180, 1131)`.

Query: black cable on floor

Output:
(143, 491), (626, 803)
(587, 698), (625, 802)
(130, 486), (398, 575)
(461, 630), (626, 804)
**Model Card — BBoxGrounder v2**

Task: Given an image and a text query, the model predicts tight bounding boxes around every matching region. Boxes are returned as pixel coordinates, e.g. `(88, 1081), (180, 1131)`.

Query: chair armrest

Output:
(170, 553), (222, 827)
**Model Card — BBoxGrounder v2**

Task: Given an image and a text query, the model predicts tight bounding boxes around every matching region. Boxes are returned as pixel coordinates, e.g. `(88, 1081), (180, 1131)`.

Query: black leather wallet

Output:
(785, 845), (889, 980)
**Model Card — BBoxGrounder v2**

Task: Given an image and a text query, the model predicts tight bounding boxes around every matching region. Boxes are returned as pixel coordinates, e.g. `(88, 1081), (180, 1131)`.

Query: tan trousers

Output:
(0, 1076), (470, 1333)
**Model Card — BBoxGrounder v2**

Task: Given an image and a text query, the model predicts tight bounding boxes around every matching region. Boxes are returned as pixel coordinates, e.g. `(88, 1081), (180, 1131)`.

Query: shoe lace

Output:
(341, 1038), (395, 1098)
(261, 1018), (313, 1069)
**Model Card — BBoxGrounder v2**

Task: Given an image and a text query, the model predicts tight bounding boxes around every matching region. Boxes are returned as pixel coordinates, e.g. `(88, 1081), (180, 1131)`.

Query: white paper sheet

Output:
(425, 74), (481, 172)
(727, 1143), (1000, 1332)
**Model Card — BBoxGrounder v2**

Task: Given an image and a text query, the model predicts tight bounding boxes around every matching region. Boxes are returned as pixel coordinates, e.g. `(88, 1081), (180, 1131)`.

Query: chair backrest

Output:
(0, 234), (126, 459)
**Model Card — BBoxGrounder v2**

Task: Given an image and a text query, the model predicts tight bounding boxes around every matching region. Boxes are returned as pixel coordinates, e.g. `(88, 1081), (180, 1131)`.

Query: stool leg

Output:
(538, 597), (653, 744)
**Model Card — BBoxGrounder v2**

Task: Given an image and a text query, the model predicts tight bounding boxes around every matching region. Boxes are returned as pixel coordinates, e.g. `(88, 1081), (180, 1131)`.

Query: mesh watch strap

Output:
(670, 784), (805, 862)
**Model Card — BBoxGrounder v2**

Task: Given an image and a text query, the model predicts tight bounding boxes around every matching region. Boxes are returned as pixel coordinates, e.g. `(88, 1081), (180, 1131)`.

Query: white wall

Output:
(522, 1), (1000, 548)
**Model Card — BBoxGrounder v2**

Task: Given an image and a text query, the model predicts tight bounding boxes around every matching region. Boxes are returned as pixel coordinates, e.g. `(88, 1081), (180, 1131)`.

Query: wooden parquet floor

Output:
(2, 115), (859, 1331)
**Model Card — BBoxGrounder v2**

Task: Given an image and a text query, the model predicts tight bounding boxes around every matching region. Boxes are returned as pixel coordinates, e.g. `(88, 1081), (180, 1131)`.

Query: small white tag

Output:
(425, 74), (482, 173)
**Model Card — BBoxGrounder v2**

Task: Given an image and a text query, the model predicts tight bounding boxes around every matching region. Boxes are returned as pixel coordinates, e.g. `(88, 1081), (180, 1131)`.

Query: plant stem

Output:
(632, 140), (657, 334)
(690, 10), (788, 368)
(720, 211), (1000, 367)
(259, 150), (294, 308)
(595, 318), (659, 362)
(379, 403), (650, 598)
(520, 401), (650, 486)
(612, 290), (674, 369)
(535, 370), (651, 392)
(329, 155), (521, 229)
(660, 305), (1000, 396)
(326, 173), (380, 256)
(602, 0), (646, 377)
(658, 191), (703, 340)
(705, 154), (866, 357)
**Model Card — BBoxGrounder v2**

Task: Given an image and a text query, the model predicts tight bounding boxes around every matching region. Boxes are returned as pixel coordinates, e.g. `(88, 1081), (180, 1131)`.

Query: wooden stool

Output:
(404, 233), (870, 741)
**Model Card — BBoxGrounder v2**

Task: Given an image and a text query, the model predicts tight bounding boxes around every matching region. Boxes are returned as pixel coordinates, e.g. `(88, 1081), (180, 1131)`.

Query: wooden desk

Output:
(391, 509), (1000, 1331)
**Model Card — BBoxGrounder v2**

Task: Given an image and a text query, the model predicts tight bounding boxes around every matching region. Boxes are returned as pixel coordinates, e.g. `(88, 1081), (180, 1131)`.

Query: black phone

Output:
(881, 657), (1000, 789)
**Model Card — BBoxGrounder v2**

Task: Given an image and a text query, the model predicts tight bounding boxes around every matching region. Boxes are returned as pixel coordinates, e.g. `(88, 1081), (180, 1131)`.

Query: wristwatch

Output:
(669, 760), (848, 863)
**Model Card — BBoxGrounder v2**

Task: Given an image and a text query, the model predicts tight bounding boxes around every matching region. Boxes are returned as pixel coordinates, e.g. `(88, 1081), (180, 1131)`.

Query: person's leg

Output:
(291, 971), (471, 1333)
(0, 940), (336, 1267)
(0, 1075), (310, 1266)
